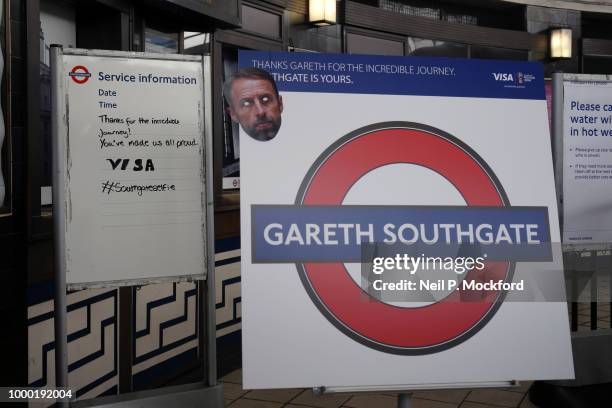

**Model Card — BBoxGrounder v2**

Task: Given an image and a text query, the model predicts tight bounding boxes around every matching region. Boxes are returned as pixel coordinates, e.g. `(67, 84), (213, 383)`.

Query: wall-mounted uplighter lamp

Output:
(550, 28), (572, 59)
(309, 0), (337, 26)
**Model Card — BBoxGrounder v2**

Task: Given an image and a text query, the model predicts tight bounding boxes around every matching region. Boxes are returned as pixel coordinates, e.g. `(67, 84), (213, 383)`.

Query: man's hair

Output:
(223, 67), (279, 106)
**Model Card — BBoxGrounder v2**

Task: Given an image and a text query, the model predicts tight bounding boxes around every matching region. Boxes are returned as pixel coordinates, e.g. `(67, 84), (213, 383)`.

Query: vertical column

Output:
(0, 2), (4, 206)
(51, 44), (69, 406)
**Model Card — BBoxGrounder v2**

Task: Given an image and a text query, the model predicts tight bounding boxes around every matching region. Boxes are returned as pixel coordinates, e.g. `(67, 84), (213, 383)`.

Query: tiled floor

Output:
(219, 297), (612, 407)
(575, 302), (612, 330)
(220, 369), (537, 408)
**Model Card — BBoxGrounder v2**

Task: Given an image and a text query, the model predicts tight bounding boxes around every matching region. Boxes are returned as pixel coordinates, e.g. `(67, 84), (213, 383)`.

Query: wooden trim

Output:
(245, 0), (286, 15)
(165, 0), (241, 27)
(260, 0), (288, 8)
(287, 0), (307, 15)
(1, 0), (13, 218)
(212, 39), (224, 207)
(239, 1), (285, 43)
(345, 25), (407, 43)
(583, 38), (612, 57)
(215, 29), (284, 51)
(344, 26), (407, 55)
(26, 0), (42, 237)
(97, 0), (132, 14)
(345, 1), (543, 51)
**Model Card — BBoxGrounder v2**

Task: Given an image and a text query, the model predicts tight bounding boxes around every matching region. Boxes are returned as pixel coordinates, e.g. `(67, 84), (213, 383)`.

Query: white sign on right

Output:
(563, 81), (612, 243)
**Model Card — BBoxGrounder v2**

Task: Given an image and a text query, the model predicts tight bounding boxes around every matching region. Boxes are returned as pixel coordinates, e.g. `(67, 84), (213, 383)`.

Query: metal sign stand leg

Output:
(203, 53), (218, 389)
(51, 44), (70, 408)
(397, 393), (411, 408)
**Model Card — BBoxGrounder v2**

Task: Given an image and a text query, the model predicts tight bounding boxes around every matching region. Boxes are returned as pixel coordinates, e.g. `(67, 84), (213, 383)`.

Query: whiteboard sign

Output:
(562, 79), (612, 244)
(55, 50), (207, 286)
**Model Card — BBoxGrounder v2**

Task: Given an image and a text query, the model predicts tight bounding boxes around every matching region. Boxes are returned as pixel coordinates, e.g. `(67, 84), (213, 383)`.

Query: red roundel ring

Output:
(294, 122), (513, 355)
(70, 65), (91, 84)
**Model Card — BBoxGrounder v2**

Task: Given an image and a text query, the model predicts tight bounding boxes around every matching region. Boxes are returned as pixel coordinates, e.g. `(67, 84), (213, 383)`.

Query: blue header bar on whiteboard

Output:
(238, 51), (544, 100)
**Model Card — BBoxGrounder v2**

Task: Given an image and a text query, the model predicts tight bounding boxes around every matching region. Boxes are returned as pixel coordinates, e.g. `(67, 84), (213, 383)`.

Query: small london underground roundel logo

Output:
(294, 122), (513, 355)
(69, 65), (91, 84)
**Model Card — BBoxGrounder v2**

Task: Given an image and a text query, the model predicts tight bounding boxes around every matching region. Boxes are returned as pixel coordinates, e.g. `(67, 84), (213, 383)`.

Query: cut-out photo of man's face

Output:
(224, 68), (283, 142)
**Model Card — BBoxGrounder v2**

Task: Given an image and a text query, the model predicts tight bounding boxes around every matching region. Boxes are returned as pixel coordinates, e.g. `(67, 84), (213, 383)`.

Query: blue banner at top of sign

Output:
(238, 51), (544, 100)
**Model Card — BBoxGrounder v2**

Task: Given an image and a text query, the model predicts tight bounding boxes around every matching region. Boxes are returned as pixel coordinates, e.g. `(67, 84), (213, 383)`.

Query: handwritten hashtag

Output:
(101, 180), (117, 194)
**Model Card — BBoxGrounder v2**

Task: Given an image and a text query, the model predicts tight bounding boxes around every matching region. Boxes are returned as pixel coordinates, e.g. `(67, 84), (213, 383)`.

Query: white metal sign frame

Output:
(51, 46), (220, 407)
(55, 47), (210, 289)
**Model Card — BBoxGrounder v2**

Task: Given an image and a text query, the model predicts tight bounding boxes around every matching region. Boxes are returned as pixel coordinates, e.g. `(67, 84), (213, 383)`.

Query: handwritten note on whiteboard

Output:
(62, 54), (206, 286)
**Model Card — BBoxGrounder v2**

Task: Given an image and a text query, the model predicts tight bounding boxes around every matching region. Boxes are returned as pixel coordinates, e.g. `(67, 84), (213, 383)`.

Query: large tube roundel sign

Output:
(294, 122), (513, 354)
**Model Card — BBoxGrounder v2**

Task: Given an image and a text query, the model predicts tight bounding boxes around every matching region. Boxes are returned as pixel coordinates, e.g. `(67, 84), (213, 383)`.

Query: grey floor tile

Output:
(285, 405), (327, 408)
(343, 394), (396, 408)
(291, 390), (352, 408)
(227, 399), (283, 408)
(519, 396), (539, 408)
(460, 402), (506, 408)
(413, 389), (469, 404)
(224, 382), (248, 401)
(411, 398), (458, 408)
(466, 389), (523, 407)
(244, 388), (303, 403)
(222, 369), (243, 384)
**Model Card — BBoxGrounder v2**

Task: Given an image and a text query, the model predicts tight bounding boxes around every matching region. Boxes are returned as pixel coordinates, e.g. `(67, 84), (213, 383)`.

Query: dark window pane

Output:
(0, 2), (7, 211)
(241, 5), (281, 39)
(346, 32), (404, 56)
(582, 14), (612, 40)
(183, 31), (209, 51)
(470, 45), (527, 61)
(206, 0), (240, 21)
(222, 46), (240, 190)
(40, 0), (77, 206)
(407, 37), (468, 58)
(583, 56), (612, 75)
(76, 1), (123, 51)
(145, 27), (179, 54)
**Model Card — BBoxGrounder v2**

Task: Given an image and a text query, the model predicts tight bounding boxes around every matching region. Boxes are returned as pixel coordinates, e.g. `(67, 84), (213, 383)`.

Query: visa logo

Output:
(492, 73), (514, 81)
